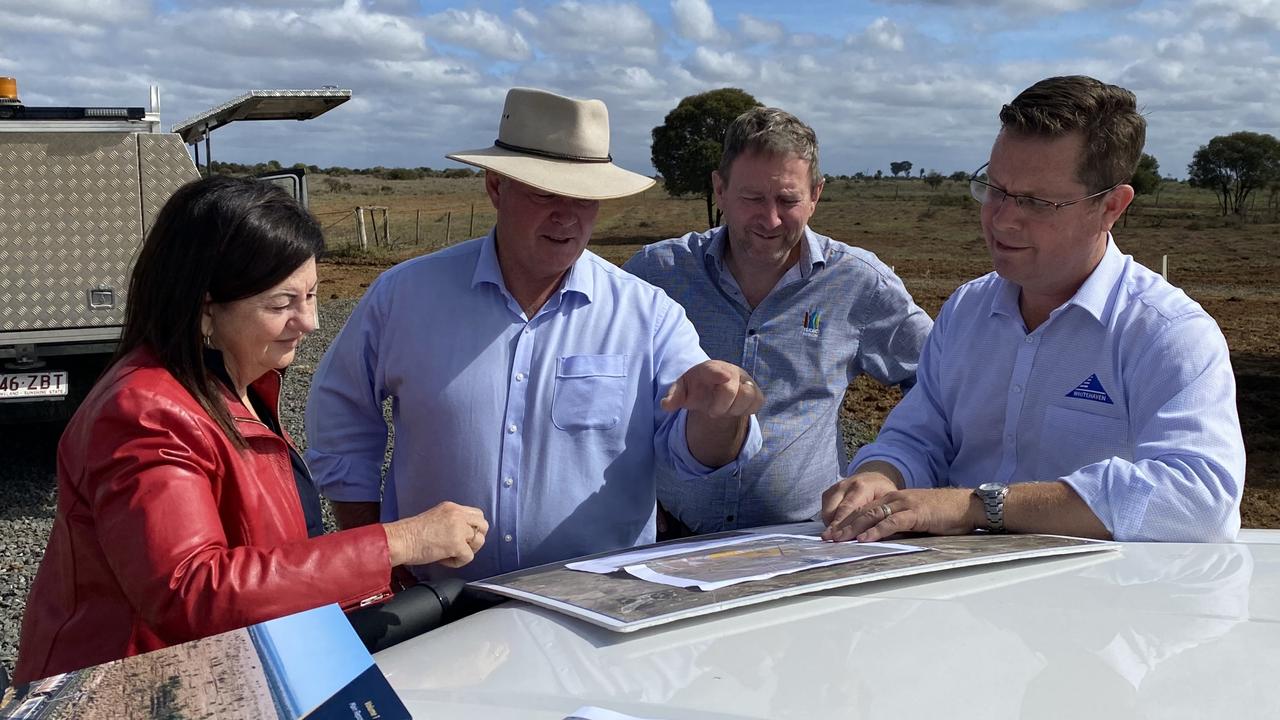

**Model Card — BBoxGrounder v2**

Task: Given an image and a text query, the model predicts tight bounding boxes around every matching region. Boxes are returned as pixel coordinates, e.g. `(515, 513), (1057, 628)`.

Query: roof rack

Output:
(171, 88), (351, 144)
(170, 88), (351, 175)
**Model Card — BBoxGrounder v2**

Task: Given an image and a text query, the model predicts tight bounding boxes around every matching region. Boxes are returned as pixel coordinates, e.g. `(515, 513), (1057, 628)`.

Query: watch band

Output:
(979, 483), (1009, 533)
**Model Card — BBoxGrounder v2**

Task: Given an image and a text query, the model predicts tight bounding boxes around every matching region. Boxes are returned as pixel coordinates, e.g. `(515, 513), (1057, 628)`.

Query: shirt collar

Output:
(1064, 234), (1123, 325)
(990, 233), (1122, 326)
(471, 229), (595, 305)
(704, 225), (826, 279)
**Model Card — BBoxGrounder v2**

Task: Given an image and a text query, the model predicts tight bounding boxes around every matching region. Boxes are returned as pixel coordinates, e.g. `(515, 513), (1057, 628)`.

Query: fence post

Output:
(468, 203), (475, 237)
(1161, 254), (1168, 281)
(445, 211), (452, 245)
(355, 206), (368, 251)
(415, 209), (421, 244)
(369, 209), (379, 248)
(381, 208), (390, 246)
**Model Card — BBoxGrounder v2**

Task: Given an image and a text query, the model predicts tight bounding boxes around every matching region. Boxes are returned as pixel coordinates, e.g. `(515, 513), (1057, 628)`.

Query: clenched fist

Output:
(384, 501), (489, 569)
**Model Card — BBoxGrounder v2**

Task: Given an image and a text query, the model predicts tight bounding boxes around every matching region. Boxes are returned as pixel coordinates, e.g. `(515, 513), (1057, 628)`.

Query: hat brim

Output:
(447, 146), (655, 200)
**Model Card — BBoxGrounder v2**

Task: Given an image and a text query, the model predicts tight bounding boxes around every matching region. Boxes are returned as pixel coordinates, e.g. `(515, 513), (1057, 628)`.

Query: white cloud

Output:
(671, 0), (721, 43)
(1189, 0), (1280, 33)
(738, 14), (785, 44)
(1130, 7), (1182, 28)
(860, 17), (905, 51)
(512, 7), (539, 28)
(529, 1), (663, 65)
(545, 1), (660, 47)
(6, 0), (149, 23)
(0, 0), (1276, 181)
(686, 47), (754, 82)
(877, 0), (1135, 13)
(160, 1), (428, 61)
(424, 9), (532, 61)
(1155, 32), (1206, 56)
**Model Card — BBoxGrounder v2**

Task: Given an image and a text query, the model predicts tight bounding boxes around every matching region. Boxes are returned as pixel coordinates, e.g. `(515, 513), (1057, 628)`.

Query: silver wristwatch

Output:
(975, 482), (1010, 533)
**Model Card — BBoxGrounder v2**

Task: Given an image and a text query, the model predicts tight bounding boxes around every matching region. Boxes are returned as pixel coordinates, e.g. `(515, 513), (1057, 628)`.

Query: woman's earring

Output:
(203, 332), (214, 349)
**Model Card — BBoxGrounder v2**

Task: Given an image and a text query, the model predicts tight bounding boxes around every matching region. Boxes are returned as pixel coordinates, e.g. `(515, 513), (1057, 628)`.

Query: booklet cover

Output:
(0, 604), (409, 720)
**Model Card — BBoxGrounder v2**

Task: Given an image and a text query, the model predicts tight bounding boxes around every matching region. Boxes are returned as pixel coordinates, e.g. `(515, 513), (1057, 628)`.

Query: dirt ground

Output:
(311, 176), (1280, 528)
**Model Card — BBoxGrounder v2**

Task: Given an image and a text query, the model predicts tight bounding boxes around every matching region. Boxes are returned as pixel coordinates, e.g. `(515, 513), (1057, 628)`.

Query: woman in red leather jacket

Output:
(13, 176), (489, 683)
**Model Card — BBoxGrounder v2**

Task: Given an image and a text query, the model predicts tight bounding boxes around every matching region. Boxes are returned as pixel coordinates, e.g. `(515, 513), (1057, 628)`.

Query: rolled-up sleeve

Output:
(855, 265), (933, 391)
(1059, 313), (1244, 542)
(305, 277), (393, 504)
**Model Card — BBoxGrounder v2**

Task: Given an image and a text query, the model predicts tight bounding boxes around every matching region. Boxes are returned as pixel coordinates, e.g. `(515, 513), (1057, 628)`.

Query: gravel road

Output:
(0, 296), (868, 682)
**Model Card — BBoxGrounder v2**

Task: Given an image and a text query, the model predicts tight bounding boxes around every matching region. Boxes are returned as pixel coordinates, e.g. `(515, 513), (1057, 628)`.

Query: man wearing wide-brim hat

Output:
(306, 87), (764, 581)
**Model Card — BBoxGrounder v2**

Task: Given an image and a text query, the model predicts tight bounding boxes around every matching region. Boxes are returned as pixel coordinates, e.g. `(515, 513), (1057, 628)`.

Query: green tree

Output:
(1130, 153), (1161, 197)
(924, 171), (944, 190)
(949, 170), (969, 182)
(1188, 131), (1280, 216)
(651, 88), (761, 228)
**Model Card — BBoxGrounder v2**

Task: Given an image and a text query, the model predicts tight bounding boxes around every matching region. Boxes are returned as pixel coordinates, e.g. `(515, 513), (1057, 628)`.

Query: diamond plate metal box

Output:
(0, 132), (197, 335)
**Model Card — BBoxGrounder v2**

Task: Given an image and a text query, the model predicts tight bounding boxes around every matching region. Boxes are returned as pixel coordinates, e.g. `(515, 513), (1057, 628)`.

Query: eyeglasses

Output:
(968, 162), (1119, 215)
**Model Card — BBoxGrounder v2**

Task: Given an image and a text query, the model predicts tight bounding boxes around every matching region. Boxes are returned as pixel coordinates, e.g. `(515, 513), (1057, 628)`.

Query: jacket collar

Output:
(205, 348), (284, 428)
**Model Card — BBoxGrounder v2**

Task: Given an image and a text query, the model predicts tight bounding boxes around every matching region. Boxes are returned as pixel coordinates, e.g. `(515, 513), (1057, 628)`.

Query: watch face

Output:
(978, 482), (1004, 494)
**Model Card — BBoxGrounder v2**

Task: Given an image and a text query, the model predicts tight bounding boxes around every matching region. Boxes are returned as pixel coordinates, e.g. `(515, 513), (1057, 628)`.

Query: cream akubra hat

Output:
(447, 87), (655, 201)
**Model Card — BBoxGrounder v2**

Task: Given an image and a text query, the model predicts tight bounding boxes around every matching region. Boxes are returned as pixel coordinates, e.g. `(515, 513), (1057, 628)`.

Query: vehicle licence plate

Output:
(0, 371), (69, 399)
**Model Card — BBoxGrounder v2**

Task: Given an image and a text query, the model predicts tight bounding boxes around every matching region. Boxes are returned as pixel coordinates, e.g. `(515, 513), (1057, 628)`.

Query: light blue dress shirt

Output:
(625, 227), (931, 532)
(305, 232), (762, 579)
(850, 237), (1245, 542)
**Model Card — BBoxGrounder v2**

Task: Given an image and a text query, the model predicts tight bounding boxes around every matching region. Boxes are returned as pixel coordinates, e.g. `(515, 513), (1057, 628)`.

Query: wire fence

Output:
(319, 203), (499, 254)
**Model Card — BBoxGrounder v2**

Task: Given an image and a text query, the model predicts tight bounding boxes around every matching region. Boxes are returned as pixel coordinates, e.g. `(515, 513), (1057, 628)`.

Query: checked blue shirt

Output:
(626, 226), (932, 532)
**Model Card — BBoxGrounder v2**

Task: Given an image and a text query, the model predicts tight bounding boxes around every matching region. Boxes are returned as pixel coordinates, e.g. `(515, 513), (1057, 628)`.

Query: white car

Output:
(375, 529), (1280, 719)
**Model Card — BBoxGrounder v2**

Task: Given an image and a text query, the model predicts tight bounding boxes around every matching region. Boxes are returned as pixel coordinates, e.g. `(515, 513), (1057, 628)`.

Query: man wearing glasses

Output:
(820, 75), (1245, 543)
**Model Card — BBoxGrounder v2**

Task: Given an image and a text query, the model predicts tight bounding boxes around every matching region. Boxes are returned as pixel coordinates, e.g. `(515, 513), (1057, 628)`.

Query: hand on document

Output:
(821, 479), (980, 543)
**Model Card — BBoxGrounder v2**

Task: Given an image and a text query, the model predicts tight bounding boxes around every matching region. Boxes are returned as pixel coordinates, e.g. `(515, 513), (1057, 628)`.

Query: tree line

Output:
(208, 160), (482, 181)
(651, 87), (1280, 225)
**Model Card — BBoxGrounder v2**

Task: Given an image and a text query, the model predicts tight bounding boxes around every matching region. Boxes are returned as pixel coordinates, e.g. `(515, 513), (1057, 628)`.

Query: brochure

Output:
(0, 604), (409, 720)
(618, 534), (924, 591)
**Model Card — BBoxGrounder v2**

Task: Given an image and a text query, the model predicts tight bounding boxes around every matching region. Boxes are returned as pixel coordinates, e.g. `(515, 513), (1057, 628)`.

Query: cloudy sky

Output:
(3, 0), (1277, 179)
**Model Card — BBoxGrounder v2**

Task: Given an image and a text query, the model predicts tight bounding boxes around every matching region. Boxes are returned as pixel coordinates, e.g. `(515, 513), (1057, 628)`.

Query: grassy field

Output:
(308, 174), (1280, 527)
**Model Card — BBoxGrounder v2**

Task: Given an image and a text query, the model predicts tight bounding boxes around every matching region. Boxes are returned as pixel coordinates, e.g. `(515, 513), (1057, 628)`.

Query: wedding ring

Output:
(880, 504), (893, 519)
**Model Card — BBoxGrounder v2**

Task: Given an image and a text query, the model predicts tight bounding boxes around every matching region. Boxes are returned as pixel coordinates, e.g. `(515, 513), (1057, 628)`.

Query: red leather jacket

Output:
(14, 347), (392, 683)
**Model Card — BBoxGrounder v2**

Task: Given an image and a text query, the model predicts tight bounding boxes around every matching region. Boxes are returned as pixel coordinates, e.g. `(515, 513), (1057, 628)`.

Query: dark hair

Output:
(118, 176), (324, 447)
(719, 107), (822, 191)
(998, 75), (1146, 193)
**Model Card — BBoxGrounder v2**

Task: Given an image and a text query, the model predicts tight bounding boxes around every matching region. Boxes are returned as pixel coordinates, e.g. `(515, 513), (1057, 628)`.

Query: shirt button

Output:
(507, 424), (517, 434)
(504, 534), (513, 543)
(515, 372), (525, 382)
(1012, 385), (1022, 394)
(1025, 336), (1035, 344)
(503, 477), (514, 487)
(1005, 433), (1015, 443)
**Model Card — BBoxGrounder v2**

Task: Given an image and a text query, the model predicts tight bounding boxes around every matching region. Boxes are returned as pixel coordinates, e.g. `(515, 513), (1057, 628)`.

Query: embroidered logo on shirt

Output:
(1066, 374), (1114, 404)
(802, 309), (822, 337)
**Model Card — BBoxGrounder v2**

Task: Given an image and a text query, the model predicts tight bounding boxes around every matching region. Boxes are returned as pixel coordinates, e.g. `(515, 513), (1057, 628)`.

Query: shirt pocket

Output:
(1036, 404), (1130, 481)
(552, 354), (628, 431)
